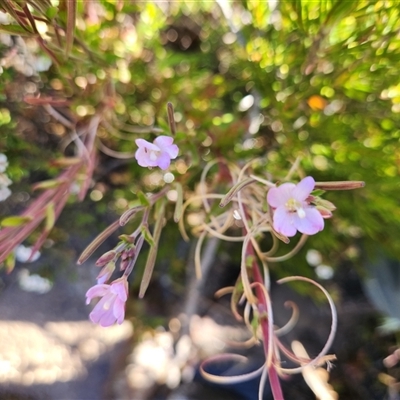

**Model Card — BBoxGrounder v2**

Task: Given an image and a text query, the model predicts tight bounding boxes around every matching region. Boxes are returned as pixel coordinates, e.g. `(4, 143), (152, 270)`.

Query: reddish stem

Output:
(246, 241), (285, 400)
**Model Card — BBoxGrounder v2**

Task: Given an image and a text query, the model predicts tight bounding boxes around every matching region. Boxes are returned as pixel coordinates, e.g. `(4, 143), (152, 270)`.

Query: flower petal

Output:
(154, 136), (173, 148)
(112, 279), (128, 302)
(165, 144), (179, 159)
(97, 308), (117, 327)
(267, 183), (296, 208)
(292, 176), (315, 201)
(135, 148), (158, 167)
(85, 284), (110, 304)
(157, 152), (171, 170)
(113, 297), (126, 324)
(135, 138), (159, 151)
(273, 206), (297, 237)
(293, 207), (324, 235)
(89, 295), (110, 322)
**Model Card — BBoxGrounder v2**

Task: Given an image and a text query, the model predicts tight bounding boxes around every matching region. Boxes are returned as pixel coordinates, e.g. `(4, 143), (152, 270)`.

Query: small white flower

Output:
(0, 186), (11, 201)
(0, 172), (12, 186)
(15, 245), (41, 263)
(18, 269), (52, 294)
(0, 153), (8, 173)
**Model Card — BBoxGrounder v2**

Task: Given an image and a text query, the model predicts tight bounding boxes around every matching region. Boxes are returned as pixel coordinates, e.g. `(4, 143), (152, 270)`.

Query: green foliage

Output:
(0, 0), (399, 273)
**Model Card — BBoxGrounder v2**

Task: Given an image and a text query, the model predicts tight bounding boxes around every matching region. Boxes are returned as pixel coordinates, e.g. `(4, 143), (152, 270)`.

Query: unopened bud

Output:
(383, 353), (399, 369)
(315, 198), (336, 211)
(126, 247), (136, 258)
(120, 257), (130, 271)
(316, 206), (333, 219)
(121, 246), (136, 261)
(97, 261), (115, 284)
(95, 250), (116, 267)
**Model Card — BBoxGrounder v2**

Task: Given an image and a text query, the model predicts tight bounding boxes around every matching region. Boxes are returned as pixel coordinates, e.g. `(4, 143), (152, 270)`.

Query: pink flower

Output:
(85, 277), (128, 327)
(135, 136), (179, 170)
(267, 176), (324, 237)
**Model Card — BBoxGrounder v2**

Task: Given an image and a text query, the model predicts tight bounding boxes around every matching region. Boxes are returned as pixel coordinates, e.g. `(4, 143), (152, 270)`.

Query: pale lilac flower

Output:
(135, 136), (178, 170)
(86, 277), (128, 327)
(267, 176), (324, 237)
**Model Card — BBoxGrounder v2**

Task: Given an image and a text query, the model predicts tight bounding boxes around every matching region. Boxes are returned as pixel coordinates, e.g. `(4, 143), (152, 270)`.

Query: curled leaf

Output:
(119, 205), (142, 226)
(220, 177), (255, 208)
(200, 353), (264, 385)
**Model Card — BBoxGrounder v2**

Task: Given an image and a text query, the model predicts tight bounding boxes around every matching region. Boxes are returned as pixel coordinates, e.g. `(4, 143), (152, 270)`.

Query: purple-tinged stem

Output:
(247, 242), (285, 400)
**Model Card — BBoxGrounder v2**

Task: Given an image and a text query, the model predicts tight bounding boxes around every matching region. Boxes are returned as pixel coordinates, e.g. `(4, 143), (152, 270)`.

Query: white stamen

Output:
(297, 208), (306, 219)
(149, 151), (159, 161)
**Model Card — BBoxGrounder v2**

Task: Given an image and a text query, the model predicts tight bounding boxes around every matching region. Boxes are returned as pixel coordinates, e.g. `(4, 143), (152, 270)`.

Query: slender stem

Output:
(247, 242), (285, 400)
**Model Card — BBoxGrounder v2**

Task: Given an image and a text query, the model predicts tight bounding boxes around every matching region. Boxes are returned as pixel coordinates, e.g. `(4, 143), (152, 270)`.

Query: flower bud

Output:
(120, 257), (130, 271)
(96, 261), (116, 284)
(314, 198), (336, 212)
(95, 250), (116, 267)
(316, 206), (333, 219)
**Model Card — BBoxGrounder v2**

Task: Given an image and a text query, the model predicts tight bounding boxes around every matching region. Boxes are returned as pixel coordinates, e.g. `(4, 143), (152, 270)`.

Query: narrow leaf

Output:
(65, 0), (76, 56)
(45, 202), (56, 231)
(1, 216), (32, 227)
(50, 157), (82, 167)
(167, 102), (176, 135)
(139, 200), (166, 298)
(173, 182), (183, 222)
(0, 23), (32, 35)
(140, 225), (155, 247)
(4, 252), (15, 273)
(32, 179), (65, 190)
(137, 190), (150, 207)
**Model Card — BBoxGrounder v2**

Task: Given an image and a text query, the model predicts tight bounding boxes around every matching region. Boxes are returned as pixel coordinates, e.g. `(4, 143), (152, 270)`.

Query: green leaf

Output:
(136, 190), (150, 207)
(32, 179), (65, 190)
(45, 202), (55, 231)
(1, 216), (32, 227)
(0, 24), (33, 36)
(4, 252), (15, 273)
(140, 225), (155, 247)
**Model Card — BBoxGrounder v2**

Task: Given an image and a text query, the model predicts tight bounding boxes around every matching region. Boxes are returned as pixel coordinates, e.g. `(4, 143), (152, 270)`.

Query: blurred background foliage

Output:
(0, 0), (399, 285)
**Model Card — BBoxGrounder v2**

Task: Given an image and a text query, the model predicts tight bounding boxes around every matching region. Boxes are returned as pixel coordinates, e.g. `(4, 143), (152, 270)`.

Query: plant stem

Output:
(247, 241), (285, 400)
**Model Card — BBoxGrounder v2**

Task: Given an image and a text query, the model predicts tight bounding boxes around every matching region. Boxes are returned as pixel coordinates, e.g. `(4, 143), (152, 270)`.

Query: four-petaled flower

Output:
(86, 277), (128, 327)
(135, 136), (179, 170)
(267, 176), (324, 237)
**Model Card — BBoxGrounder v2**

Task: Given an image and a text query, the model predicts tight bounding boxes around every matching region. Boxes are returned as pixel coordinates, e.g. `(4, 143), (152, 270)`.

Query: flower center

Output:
(149, 149), (160, 161)
(285, 198), (306, 219)
(103, 293), (116, 311)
